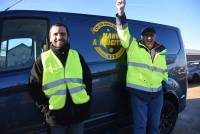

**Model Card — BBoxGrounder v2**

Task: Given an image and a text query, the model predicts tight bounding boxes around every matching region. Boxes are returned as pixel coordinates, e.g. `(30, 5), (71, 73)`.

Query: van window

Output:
(128, 23), (144, 41)
(0, 19), (47, 71)
(127, 23), (181, 55)
(156, 28), (180, 54)
(128, 23), (181, 55)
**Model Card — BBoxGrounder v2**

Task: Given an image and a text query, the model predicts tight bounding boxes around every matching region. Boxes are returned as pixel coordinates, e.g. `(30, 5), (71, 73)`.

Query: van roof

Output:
(0, 10), (180, 31)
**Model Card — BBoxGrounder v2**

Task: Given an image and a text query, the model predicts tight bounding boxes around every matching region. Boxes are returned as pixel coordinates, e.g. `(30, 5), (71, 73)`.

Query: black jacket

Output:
(29, 45), (92, 126)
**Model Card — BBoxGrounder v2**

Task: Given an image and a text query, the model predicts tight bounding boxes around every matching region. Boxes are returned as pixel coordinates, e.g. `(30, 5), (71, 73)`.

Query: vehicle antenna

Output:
(4, 0), (23, 11)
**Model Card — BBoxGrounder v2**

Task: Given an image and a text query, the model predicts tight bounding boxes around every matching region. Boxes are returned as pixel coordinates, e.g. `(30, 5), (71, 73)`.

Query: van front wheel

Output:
(159, 100), (178, 134)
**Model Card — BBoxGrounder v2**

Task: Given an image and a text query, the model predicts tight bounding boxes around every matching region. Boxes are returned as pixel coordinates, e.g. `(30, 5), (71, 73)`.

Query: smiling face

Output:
(142, 32), (156, 50)
(49, 25), (68, 48)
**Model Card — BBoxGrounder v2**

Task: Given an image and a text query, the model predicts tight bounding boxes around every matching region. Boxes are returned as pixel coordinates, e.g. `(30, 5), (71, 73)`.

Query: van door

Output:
(61, 14), (130, 131)
(0, 18), (48, 133)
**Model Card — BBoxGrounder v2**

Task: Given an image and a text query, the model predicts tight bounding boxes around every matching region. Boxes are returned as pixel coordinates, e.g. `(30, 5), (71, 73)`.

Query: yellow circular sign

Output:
(92, 21), (125, 60)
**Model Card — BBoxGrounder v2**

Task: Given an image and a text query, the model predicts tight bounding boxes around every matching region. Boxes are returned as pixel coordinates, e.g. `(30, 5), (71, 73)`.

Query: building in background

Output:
(186, 49), (200, 62)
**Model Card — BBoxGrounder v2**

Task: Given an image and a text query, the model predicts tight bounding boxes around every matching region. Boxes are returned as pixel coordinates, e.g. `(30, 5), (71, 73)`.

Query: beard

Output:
(53, 40), (67, 48)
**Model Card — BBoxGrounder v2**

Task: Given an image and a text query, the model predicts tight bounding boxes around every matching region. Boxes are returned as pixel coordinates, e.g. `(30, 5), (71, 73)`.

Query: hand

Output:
(116, 0), (126, 16)
(167, 78), (178, 89)
(171, 82), (178, 89)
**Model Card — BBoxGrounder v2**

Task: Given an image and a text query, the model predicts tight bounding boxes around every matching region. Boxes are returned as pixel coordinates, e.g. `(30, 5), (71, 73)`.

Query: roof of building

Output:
(186, 49), (200, 55)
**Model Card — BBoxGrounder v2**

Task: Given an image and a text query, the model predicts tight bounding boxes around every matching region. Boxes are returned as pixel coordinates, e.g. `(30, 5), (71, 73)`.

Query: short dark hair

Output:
(141, 26), (156, 36)
(49, 23), (70, 36)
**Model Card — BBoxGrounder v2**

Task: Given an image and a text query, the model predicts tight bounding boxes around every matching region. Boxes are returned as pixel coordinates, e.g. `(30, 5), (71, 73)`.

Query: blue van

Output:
(0, 10), (187, 134)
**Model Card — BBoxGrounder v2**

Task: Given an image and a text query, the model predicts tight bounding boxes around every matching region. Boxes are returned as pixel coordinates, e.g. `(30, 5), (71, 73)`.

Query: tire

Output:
(159, 100), (178, 134)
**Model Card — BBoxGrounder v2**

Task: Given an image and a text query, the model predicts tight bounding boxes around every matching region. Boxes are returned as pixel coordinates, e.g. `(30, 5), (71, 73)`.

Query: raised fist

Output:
(116, 0), (126, 16)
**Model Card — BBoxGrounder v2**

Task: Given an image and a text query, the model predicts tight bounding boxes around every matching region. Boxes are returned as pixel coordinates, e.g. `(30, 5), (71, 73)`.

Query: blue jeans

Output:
(50, 122), (84, 134)
(130, 90), (163, 134)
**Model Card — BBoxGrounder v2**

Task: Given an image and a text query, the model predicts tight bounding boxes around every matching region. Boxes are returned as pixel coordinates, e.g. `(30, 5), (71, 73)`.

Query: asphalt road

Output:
(172, 83), (200, 134)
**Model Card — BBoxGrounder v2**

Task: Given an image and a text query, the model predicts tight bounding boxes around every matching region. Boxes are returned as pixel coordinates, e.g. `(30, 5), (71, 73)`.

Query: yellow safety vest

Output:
(41, 49), (90, 110)
(117, 25), (168, 92)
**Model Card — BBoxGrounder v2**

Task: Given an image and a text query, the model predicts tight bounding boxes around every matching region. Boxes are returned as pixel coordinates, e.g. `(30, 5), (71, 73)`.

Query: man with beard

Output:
(30, 23), (92, 134)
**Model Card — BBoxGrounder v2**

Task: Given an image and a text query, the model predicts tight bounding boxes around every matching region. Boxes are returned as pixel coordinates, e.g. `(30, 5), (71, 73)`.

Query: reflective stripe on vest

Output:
(41, 49), (90, 110)
(128, 62), (167, 74)
(127, 83), (162, 92)
(43, 78), (82, 90)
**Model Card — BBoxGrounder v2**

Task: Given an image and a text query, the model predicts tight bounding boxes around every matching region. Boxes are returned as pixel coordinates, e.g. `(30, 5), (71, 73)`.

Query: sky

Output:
(1, 0), (200, 50)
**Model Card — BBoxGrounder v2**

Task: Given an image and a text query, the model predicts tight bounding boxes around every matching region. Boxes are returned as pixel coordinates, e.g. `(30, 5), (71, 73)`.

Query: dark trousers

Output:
(50, 122), (84, 134)
(130, 90), (163, 134)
